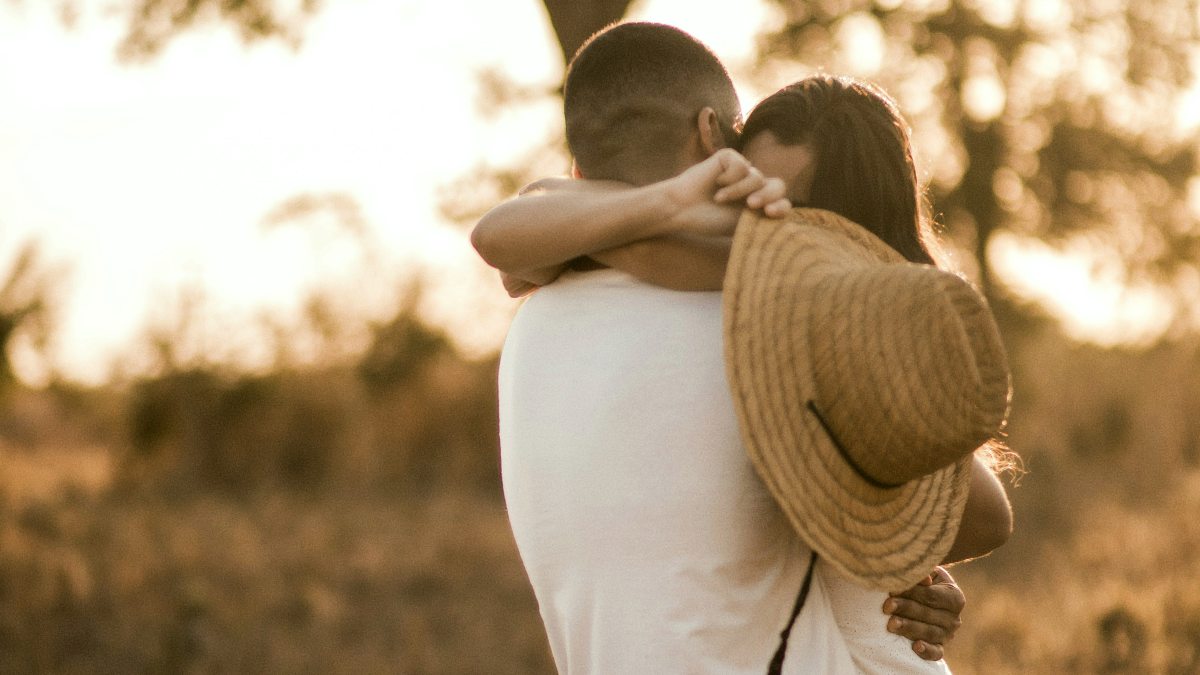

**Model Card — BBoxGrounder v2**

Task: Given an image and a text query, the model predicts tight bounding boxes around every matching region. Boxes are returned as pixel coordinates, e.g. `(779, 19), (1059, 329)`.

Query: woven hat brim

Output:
(723, 209), (973, 592)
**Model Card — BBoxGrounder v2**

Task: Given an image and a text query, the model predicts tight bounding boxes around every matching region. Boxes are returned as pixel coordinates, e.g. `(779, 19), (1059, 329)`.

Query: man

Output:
(477, 22), (978, 673)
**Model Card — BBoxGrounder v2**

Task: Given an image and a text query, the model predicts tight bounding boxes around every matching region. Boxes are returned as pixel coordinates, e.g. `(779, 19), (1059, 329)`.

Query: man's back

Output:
(498, 268), (857, 674)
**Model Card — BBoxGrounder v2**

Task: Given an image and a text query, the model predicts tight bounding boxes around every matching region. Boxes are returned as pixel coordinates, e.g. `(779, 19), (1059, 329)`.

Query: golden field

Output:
(1, 302), (1198, 674)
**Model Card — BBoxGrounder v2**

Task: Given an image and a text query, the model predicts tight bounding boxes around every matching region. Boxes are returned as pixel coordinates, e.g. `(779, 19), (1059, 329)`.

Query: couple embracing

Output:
(472, 21), (1013, 674)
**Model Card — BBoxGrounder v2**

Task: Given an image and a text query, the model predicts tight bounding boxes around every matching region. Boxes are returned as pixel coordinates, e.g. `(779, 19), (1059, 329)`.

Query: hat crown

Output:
(723, 207), (1012, 591)
(806, 261), (1010, 485)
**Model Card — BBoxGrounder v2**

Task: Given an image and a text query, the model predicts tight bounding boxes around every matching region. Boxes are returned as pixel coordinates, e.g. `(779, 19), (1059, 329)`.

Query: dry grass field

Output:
(0, 315), (1198, 674)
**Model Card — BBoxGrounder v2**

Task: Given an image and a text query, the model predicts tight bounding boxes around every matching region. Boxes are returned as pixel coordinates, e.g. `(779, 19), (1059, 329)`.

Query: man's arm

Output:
(884, 566), (966, 661)
(882, 454), (1012, 661)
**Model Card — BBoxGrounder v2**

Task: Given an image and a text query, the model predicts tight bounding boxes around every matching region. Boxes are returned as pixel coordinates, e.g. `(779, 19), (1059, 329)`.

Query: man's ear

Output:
(571, 160), (584, 179)
(696, 107), (728, 156)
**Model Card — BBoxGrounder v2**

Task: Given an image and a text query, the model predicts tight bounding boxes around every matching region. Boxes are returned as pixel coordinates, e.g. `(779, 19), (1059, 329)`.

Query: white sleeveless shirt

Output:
(499, 269), (949, 674)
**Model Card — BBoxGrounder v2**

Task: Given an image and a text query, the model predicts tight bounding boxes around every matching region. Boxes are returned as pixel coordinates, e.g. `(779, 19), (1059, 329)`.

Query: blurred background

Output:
(0, 0), (1198, 672)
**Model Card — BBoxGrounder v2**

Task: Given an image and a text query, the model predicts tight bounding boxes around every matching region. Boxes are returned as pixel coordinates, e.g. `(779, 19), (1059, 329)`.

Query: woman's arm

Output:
(941, 454), (1013, 564)
(470, 149), (789, 290)
(471, 180), (681, 278)
(497, 230), (735, 297)
(590, 233), (734, 292)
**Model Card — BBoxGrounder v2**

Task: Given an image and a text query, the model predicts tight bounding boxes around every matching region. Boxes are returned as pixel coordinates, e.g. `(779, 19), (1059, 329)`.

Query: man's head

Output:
(563, 22), (741, 186)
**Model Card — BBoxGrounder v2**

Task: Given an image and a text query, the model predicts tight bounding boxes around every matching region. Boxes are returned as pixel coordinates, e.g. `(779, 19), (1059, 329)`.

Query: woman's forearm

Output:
(470, 150), (785, 279)
(941, 454), (1013, 564)
(470, 181), (678, 276)
(590, 234), (733, 291)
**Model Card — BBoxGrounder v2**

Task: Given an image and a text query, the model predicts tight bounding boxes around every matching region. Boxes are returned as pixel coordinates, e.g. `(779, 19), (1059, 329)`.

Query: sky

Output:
(0, 0), (780, 385)
(0, 0), (1187, 385)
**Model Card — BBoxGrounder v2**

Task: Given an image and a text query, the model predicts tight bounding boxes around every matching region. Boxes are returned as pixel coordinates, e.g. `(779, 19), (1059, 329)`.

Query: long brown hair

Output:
(742, 76), (1024, 478)
(740, 75), (937, 265)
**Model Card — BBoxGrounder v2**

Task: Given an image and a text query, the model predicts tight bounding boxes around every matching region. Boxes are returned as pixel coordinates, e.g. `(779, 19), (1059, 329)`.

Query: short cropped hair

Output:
(563, 22), (741, 185)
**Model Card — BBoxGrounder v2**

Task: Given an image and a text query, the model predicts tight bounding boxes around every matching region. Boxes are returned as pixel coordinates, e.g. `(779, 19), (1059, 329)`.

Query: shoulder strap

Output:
(767, 550), (819, 675)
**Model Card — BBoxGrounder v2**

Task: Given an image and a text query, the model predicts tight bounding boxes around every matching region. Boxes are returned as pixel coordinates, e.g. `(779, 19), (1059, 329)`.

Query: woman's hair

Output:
(739, 75), (938, 266)
(742, 75), (1025, 479)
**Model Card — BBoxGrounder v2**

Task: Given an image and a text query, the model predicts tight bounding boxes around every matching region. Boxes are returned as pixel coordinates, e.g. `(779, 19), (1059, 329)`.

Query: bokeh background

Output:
(1, 0), (1199, 672)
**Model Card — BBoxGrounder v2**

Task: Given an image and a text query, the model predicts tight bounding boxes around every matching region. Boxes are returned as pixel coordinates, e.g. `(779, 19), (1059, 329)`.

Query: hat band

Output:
(805, 401), (904, 490)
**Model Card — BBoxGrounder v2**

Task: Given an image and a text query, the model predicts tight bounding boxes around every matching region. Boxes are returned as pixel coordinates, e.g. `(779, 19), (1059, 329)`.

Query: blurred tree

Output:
(434, 1), (636, 223)
(356, 286), (451, 394)
(97, 0), (632, 65)
(753, 0), (1200, 310)
(539, 0), (635, 64)
(110, 0), (321, 62)
(0, 242), (56, 389)
(64, 0), (1200, 330)
(81, 0), (633, 227)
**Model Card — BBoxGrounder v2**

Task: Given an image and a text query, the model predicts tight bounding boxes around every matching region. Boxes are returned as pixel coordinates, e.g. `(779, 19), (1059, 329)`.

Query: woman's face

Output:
(742, 130), (817, 205)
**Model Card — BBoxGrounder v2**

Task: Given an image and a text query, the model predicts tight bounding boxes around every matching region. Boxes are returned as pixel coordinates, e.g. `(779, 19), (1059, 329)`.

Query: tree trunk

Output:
(540, 0), (635, 67)
(957, 124), (1004, 300)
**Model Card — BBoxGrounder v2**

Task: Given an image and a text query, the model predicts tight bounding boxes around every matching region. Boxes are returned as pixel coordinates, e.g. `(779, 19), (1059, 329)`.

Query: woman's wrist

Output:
(634, 180), (689, 238)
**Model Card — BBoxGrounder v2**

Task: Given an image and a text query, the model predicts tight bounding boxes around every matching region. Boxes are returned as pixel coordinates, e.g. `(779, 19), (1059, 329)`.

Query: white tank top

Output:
(499, 269), (949, 674)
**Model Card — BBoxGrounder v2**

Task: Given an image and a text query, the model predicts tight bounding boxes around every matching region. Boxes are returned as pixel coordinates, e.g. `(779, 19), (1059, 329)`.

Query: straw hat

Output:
(723, 208), (1011, 592)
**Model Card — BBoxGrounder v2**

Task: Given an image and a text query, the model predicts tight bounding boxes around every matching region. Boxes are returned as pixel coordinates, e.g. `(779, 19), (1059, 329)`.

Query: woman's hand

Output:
(663, 148), (791, 237)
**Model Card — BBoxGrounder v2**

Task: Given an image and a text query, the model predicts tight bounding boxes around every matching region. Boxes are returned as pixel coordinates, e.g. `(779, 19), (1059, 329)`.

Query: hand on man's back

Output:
(882, 566), (966, 662)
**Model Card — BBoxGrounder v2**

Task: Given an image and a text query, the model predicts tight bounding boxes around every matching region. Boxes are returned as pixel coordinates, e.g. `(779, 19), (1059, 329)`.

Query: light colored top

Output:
(819, 562), (952, 675)
(499, 268), (949, 674)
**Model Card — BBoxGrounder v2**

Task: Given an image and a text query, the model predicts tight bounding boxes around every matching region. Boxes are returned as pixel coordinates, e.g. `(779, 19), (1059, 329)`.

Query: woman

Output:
(739, 77), (935, 263)
(473, 74), (1013, 672)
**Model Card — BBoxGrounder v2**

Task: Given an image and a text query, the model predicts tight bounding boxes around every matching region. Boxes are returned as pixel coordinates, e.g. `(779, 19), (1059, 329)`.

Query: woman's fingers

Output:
(761, 197), (792, 218)
(706, 151), (792, 216)
(747, 178), (789, 213)
(713, 169), (762, 203)
(717, 172), (793, 217)
(713, 149), (752, 188)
